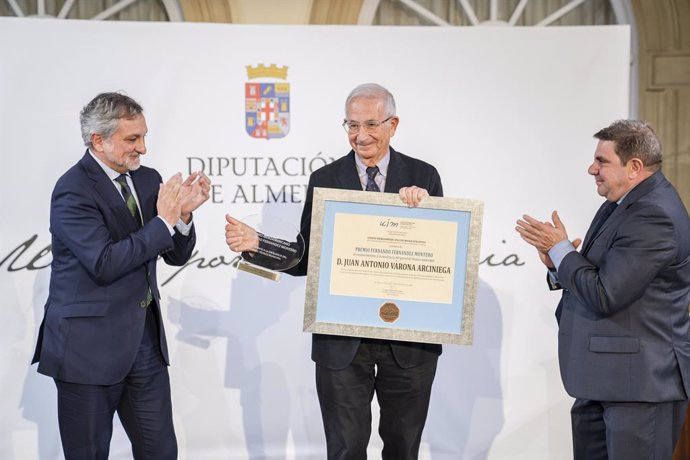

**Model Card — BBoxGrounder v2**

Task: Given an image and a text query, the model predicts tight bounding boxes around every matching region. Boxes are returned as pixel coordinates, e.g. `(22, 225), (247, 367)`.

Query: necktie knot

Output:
(115, 174), (128, 188)
(365, 166), (380, 192)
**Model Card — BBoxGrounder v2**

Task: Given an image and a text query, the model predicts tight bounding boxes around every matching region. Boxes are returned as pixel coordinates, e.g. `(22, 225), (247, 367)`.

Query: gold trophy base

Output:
(237, 260), (281, 281)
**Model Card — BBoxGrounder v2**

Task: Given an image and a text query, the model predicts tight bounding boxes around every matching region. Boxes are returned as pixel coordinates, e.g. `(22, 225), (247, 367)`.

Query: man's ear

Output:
(628, 157), (644, 178)
(91, 133), (103, 152)
(389, 116), (399, 136)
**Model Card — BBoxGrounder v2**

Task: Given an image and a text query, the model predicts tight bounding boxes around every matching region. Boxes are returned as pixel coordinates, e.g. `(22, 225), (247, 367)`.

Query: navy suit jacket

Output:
(554, 171), (690, 402)
(32, 151), (196, 385)
(286, 147), (444, 370)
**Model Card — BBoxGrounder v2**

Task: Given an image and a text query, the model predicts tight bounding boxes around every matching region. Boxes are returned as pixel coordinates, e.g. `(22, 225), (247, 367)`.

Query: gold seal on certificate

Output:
(235, 214), (305, 282)
(379, 302), (400, 323)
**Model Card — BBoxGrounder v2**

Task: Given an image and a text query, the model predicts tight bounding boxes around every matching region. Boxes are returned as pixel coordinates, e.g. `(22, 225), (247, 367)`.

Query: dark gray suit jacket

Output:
(287, 147), (444, 370)
(555, 171), (690, 402)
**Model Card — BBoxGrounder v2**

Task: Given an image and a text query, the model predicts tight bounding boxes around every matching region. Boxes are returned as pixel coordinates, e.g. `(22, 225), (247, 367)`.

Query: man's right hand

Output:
(157, 173), (190, 227)
(225, 214), (259, 253)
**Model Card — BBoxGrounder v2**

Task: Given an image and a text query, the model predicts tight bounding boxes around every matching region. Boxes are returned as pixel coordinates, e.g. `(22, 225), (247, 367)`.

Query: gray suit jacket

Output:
(554, 171), (690, 402)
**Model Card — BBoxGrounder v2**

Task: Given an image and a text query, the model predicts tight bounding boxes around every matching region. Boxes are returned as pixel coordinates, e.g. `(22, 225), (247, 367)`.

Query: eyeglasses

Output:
(342, 116), (394, 134)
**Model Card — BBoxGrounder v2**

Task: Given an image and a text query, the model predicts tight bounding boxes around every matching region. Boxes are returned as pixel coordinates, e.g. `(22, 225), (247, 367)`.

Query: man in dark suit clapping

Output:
(516, 120), (690, 460)
(32, 92), (210, 459)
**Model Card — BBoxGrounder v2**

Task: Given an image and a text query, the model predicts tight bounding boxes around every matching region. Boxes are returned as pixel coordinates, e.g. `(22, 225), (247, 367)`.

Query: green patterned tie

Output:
(115, 174), (152, 306)
(115, 174), (143, 227)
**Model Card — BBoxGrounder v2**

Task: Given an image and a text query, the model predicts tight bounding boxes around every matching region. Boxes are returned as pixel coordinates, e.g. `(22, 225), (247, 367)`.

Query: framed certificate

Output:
(303, 187), (484, 345)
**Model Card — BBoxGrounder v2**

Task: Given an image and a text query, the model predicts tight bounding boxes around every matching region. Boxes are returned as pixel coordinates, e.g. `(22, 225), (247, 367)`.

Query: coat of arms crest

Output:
(245, 64), (290, 140)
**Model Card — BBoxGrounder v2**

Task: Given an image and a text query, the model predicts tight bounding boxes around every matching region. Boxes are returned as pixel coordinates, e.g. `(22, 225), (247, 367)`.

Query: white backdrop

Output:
(0, 18), (630, 459)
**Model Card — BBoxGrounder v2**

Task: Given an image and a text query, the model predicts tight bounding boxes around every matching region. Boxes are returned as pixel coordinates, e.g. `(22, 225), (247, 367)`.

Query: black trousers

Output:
(55, 305), (177, 460)
(316, 338), (438, 460)
(571, 397), (688, 460)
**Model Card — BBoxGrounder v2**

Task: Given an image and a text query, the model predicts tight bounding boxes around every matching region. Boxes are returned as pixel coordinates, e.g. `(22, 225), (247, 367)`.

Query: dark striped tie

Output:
(115, 174), (143, 227)
(365, 166), (380, 192)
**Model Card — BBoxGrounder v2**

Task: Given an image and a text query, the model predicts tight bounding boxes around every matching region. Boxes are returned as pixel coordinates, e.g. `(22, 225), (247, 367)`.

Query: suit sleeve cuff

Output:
(156, 215), (175, 236)
(548, 239), (575, 271)
(175, 218), (193, 236)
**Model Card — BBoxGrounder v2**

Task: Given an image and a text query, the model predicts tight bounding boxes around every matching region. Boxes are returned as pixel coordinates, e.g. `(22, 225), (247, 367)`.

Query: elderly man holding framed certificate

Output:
(225, 83), (482, 460)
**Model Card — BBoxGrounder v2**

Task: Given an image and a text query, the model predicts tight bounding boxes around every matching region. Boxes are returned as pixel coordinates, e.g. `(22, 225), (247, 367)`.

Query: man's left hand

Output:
(180, 171), (211, 223)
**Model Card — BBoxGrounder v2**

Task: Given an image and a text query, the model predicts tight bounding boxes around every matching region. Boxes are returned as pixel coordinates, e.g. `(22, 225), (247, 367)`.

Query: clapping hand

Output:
(180, 171), (211, 223)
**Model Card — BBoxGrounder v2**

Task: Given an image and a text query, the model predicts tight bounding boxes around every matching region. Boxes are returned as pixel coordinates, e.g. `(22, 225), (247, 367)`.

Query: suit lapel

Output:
(582, 201), (617, 254)
(337, 151), (366, 191)
(383, 148), (408, 193)
(79, 151), (140, 233)
(582, 171), (664, 254)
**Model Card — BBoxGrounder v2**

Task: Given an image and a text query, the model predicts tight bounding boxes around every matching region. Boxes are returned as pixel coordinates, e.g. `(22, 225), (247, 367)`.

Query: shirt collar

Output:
(354, 148), (391, 178)
(88, 149), (128, 182)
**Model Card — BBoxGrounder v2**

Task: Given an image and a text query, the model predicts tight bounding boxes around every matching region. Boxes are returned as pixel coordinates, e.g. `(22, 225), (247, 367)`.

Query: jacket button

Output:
(140, 301), (147, 308)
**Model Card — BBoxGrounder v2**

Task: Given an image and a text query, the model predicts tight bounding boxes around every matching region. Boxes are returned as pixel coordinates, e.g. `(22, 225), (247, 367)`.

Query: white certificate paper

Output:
(329, 213), (458, 304)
